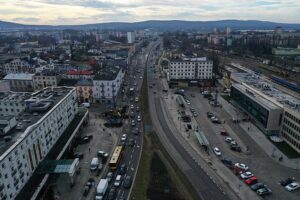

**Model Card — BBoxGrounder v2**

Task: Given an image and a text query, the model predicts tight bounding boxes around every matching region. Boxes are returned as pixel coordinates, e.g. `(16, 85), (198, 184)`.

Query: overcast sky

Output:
(0, 0), (299, 25)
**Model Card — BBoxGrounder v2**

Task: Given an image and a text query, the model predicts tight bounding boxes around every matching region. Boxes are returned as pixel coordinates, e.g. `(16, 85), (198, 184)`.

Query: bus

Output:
(109, 145), (123, 170)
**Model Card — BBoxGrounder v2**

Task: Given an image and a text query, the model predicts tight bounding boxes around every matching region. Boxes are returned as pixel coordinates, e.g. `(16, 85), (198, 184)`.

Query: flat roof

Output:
(232, 83), (281, 110)
(0, 92), (32, 102)
(94, 68), (121, 81)
(0, 87), (74, 158)
(4, 73), (34, 80)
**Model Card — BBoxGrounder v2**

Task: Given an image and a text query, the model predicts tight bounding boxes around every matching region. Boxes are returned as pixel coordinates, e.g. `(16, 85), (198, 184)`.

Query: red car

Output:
(220, 128), (229, 136)
(245, 176), (258, 185)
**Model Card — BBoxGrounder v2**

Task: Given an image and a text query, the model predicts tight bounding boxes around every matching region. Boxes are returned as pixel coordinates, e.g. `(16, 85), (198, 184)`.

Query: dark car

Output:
(83, 179), (94, 196)
(207, 112), (214, 118)
(119, 164), (127, 175)
(221, 158), (234, 168)
(128, 138), (135, 147)
(230, 145), (242, 152)
(251, 183), (266, 191)
(123, 175), (132, 189)
(74, 152), (84, 160)
(257, 187), (272, 196)
(107, 188), (116, 200)
(79, 136), (90, 144)
(280, 178), (294, 186)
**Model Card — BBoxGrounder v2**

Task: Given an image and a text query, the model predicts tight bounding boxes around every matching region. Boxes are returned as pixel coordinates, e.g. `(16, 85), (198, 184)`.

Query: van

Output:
(90, 157), (99, 171)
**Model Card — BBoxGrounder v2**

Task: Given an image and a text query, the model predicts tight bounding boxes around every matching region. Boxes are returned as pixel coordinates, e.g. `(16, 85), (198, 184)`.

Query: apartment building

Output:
(1, 59), (34, 74)
(33, 72), (61, 91)
(0, 93), (31, 116)
(93, 68), (125, 103)
(76, 79), (93, 103)
(3, 73), (34, 92)
(168, 57), (213, 81)
(0, 87), (78, 200)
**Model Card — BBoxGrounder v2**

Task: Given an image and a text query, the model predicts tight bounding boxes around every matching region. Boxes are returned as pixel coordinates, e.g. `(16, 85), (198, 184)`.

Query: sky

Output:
(0, 0), (299, 25)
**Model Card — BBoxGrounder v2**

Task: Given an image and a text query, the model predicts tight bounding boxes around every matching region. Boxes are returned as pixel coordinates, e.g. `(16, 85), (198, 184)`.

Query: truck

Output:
(96, 179), (109, 200)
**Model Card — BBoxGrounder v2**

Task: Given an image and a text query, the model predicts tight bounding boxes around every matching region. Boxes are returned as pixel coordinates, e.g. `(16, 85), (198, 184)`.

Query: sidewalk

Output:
(218, 93), (300, 170)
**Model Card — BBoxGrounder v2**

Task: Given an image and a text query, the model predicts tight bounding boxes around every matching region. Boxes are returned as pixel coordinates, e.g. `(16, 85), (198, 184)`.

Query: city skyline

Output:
(0, 0), (300, 25)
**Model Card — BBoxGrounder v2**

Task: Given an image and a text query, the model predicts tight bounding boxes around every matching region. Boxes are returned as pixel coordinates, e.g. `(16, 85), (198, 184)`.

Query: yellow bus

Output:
(109, 145), (123, 170)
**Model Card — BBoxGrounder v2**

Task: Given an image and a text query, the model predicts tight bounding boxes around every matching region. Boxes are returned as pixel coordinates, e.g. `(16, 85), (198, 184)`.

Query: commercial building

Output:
(0, 87), (78, 200)
(127, 32), (135, 44)
(3, 73), (34, 92)
(230, 71), (300, 153)
(93, 68), (125, 103)
(33, 71), (61, 91)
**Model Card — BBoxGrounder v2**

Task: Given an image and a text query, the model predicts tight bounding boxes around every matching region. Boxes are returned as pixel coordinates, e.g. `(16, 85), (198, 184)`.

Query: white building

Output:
(168, 57), (213, 80)
(0, 92), (31, 116)
(1, 59), (34, 74)
(3, 73), (34, 92)
(127, 32), (135, 44)
(93, 68), (125, 103)
(0, 87), (78, 200)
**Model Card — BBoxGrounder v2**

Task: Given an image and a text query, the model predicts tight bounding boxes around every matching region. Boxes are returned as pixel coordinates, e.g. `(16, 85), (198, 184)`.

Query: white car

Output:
(225, 137), (233, 143)
(234, 163), (249, 171)
(139, 76), (143, 79)
(230, 140), (237, 145)
(130, 104), (134, 109)
(121, 134), (127, 143)
(213, 147), (222, 156)
(240, 172), (254, 179)
(285, 182), (299, 191)
(186, 101), (191, 105)
(114, 175), (122, 187)
(137, 115), (141, 122)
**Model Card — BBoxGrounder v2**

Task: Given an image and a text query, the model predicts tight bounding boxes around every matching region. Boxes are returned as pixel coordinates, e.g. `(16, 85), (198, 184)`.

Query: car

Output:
(190, 108), (195, 112)
(257, 187), (272, 196)
(139, 76), (143, 79)
(119, 164), (127, 175)
(121, 134), (127, 143)
(285, 182), (299, 191)
(107, 188), (116, 200)
(106, 172), (113, 182)
(137, 115), (141, 122)
(230, 140), (237, 145)
(74, 152), (84, 160)
(251, 183), (266, 191)
(213, 147), (222, 156)
(225, 137), (233, 143)
(96, 163), (103, 176)
(83, 182), (91, 196)
(240, 172), (254, 179)
(220, 128), (229, 136)
(245, 176), (258, 185)
(131, 120), (136, 126)
(193, 112), (198, 117)
(186, 101), (191, 105)
(114, 175), (122, 187)
(133, 128), (140, 135)
(230, 145), (242, 152)
(130, 104), (134, 109)
(211, 117), (221, 124)
(207, 112), (214, 118)
(128, 138), (135, 147)
(135, 97), (139, 102)
(79, 136), (90, 144)
(136, 106), (140, 112)
(280, 178), (294, 186)
(190, 94), (195, 97)
(123, 175), (132, 189)
(234, 163), (249, 171)
(221, 158), (234, 168)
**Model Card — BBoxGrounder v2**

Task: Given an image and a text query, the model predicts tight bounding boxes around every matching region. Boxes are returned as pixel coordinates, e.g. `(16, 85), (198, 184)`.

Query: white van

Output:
(90, 157), (99, 171)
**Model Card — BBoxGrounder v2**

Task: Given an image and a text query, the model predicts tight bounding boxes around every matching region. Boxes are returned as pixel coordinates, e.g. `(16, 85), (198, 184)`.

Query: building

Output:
(0, 92), (31, 116)
(167, 57), (213, 87)
(272, 46), (300, 56)
(127, 32), (135, 44)
(0, 81), (10, 93)
(33, 71), (61, 91)
(3, 73), (34, 92)
(93, 68), (125, 103)
(230, 71), (300, 153)
(76, 79), (94, 103)
(1, 59), (34, 74)
(65, 70), (94, 80)
(0, 87), (78, 200)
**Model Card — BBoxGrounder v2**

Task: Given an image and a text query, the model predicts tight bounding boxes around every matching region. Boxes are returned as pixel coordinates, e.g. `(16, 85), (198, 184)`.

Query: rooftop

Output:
(4, 73), (35, 81)
(76, 79), (93, 86)
(66, 70), (94, 76)
(94, 67), (122, 81)
(0, 92), (32, 102)
(231, 72), (300, 113)
(0, 87), (74, 159)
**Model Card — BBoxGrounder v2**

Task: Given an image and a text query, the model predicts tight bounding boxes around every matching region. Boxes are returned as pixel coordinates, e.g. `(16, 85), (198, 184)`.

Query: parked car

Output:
(221, 158), (234, 168)
(225, 137), (233, 143)
(230, 140), (237, 145)
(251, 183), (266, 191)
(213, 147), (222, 156)
(74, 152), (84, 160)
(193, 112), (198, 117)
(79, 136), (90, 144)
(220, 128), (229, 136)
(245, 177), (258, 185)
(280, 178), (294, 186)
(207, 112), (214, 118)
(285, 182), (299, 191)
(240, 172), (254, 179)
(230, 145), (242, 152)
(121, 134), (127, 143)
(257, 187), (272, 196)
(130, 104), (134, 109)
(234, 163), (249, 171)
(123, 175), (132, 189)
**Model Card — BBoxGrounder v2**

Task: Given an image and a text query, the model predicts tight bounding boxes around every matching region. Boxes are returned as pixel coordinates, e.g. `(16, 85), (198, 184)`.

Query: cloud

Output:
(0, 0), (299, 25)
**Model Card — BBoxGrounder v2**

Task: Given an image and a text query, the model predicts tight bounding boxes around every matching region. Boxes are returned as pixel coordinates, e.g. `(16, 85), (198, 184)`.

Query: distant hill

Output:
(1, 19), (300, 31)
